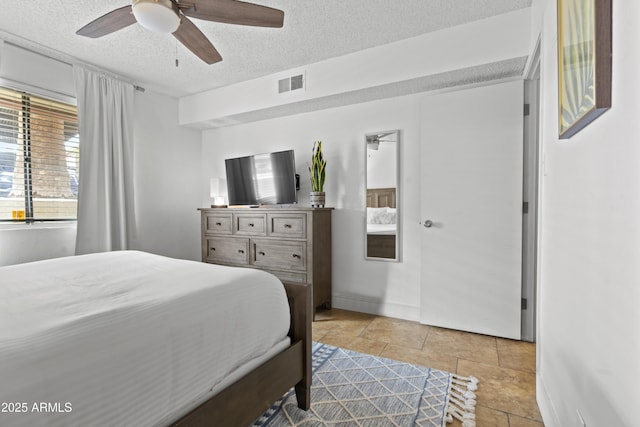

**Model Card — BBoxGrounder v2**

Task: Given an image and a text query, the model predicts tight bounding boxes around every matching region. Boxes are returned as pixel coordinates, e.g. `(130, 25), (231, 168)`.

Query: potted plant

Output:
(308, 140), (326, 207)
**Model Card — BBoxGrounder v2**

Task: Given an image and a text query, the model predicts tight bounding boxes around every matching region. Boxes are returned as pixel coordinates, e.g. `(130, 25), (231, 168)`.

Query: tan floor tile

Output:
(380, 344), (458, 373)
(318, 332), (387, 355)
(360, 317), (430, 350)
(312, 309), (374, 337)
(497, 338), (536, 373)
(475, 405), (510, 427)
(312, 309), (336, 321)
(447, 405), (509, 427)
(312, 310), (541, 426)
(457, 359), (541, 421)
(424, 327), (499, 366)
(311, 328), (329, 342)
(509, 414), (546, 427)
(311, 319), (332, 342)
(478, 405), (511, 427)
(311, 320), (332, 333)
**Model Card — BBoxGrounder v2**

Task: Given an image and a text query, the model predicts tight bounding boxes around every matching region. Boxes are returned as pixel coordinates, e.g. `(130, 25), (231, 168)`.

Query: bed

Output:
(0, 250), (311, 427)
(366, 188), (397, 259)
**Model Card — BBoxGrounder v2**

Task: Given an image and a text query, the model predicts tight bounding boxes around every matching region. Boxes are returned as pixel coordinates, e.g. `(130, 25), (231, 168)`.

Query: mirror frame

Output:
(364, 129), (400, 262)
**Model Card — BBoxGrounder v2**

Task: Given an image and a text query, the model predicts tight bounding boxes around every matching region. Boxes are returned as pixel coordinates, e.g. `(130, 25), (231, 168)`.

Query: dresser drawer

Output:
(252, 239), (306, 271)
(264, 269), (307, 284)
(235, 214), (266, 235)
(204, 213), (233, 235)
(268, 213), (306, 238)
(204, 237), (249, 264)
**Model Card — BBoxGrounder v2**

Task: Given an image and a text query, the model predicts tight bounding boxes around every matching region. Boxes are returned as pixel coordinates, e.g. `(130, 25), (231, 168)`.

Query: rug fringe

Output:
(445, 375), (479, 427)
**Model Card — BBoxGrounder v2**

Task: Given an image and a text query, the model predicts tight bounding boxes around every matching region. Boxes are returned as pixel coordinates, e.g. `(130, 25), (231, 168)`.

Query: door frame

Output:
(521, 39), (541, 342)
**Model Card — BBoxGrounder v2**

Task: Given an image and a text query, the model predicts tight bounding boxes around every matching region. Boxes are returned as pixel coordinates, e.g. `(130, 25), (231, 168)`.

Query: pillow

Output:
(367, 207), (388, 224)
(367, 207), (396, 224)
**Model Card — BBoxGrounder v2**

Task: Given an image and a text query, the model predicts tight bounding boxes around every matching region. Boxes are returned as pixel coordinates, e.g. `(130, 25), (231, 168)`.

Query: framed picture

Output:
(557, 0), (612, 139)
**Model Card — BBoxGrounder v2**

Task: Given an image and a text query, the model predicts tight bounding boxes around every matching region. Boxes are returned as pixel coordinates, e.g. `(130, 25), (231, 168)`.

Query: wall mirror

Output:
(365, 130), (399, 261)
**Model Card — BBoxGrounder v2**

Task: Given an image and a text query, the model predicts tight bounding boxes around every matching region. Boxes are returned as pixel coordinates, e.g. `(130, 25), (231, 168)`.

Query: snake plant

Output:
(308, 141), (326, 192)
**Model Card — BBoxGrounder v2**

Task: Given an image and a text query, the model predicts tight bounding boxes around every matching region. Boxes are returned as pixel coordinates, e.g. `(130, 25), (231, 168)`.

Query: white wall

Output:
(0, 40), (78, 266)
(0, 90), (200, 267)
(202, 95), (423, 319)
(180, 9), (531, 127)
(0, 41), (74, 101)
(367, 141), (397, 189)
(133, 90), (202, 261)
(533, 1), (640, 426)
(201, 80), (526, 322)
(197, 7), (533, 321)
(0, 39), (201, 265)
(0, 223), (76, 266)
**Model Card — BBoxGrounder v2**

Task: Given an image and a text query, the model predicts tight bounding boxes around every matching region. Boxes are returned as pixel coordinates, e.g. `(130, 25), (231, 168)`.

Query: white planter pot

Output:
(309, 192), (326, 208)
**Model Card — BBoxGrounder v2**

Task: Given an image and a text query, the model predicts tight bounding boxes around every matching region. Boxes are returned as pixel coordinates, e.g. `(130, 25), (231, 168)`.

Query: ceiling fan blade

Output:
(183, 0), (284, 28)
(173, 16), (222, 64)
(76, 6), (137, 38)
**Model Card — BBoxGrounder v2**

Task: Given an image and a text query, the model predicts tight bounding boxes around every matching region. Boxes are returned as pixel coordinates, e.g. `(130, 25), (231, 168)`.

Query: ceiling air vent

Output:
(278, 73), (305, 93)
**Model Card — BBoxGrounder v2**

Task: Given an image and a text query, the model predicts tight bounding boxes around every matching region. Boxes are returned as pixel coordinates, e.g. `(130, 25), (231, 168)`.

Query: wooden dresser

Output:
(199, 207), (332, 311)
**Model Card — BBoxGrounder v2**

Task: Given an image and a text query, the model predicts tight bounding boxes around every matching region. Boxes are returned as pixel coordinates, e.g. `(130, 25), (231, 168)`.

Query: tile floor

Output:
(312, 309), (544, 427)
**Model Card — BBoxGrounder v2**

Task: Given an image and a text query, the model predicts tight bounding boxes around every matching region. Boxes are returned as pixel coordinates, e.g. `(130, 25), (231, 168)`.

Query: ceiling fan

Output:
(76, 0), (284, 64)
(366, 131), (396, 150)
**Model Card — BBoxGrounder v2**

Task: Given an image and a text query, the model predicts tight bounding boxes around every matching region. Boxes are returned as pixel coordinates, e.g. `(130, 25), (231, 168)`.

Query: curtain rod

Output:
(0, 31), (146, 92)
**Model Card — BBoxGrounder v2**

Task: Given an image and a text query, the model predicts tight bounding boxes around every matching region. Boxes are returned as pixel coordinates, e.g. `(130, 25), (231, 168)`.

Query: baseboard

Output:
(331, 293), (420, 322)
(537, 373), (560, 427)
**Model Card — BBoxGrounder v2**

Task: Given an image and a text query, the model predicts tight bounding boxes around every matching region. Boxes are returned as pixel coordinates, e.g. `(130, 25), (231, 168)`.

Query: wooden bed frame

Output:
(171, 281), (312, 427)
(366, 187), (396, 209)
(366, 187), (397, 259)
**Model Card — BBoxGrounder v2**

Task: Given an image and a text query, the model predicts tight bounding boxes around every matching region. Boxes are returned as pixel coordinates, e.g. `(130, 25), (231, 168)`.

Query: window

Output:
(0, 86), (79, 222)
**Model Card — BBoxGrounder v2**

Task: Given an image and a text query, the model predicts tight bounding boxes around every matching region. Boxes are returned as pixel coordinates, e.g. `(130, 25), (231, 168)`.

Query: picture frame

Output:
(557, 0), (612, 139)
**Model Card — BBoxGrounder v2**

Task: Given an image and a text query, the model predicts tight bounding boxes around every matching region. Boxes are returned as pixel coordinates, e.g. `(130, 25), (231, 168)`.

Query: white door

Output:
(419, 81), (523, 339)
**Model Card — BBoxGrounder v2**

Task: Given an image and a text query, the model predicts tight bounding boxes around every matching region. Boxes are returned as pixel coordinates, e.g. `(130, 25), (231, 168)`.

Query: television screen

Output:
(225, 150), (297, 206)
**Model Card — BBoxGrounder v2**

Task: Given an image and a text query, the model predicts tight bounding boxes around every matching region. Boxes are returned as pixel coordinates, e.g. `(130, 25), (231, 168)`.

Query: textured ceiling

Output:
(0, 0), (531, 98)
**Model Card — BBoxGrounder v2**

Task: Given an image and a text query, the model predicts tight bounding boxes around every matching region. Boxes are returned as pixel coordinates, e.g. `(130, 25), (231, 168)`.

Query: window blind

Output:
(0, 86), (79, 221)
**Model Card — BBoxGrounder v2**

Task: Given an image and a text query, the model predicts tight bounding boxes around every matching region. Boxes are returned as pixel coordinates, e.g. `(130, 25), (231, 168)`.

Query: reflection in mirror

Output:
(365, 130), (399, 261)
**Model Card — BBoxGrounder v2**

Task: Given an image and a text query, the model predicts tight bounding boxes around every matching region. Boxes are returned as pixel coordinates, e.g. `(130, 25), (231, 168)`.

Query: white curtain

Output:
(73, 66), (136, 255)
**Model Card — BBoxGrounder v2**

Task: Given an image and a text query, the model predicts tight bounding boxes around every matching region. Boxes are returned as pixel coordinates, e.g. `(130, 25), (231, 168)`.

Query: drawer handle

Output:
(238, 249), (245, 254)
(248, 223), (255, 227)
(258, 251), (266, 256)
(215, 222), (222, 226)
(210, 247), (216, 251)
(284, 224), (292, 228)
(292, 254), (301, 259)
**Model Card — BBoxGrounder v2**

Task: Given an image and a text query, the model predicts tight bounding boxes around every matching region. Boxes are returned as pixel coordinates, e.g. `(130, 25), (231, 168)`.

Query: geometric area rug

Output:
(251, 342), (479, 427)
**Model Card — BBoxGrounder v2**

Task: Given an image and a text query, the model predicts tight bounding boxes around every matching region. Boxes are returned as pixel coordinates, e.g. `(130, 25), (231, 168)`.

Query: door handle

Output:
(423, 220), (433, 228)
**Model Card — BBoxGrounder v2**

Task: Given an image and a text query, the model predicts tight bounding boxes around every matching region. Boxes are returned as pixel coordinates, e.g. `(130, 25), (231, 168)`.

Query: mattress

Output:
(0, 251), (291, 427)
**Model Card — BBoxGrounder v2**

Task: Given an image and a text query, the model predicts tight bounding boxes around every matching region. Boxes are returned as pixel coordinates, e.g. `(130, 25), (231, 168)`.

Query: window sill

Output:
(0, 221), (77, 231)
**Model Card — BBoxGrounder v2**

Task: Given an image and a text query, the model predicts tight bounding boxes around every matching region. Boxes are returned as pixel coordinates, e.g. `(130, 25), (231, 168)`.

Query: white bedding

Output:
(367, 223), (397, 235)
(0, 251), (291, 427)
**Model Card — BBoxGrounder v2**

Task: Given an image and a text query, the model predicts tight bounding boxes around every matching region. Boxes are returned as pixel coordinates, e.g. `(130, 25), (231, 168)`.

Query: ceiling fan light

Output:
(132, 0), (180, 33)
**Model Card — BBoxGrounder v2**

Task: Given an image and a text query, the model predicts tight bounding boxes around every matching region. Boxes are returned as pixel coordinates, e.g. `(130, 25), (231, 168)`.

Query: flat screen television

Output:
(225, 149), (297, 206)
